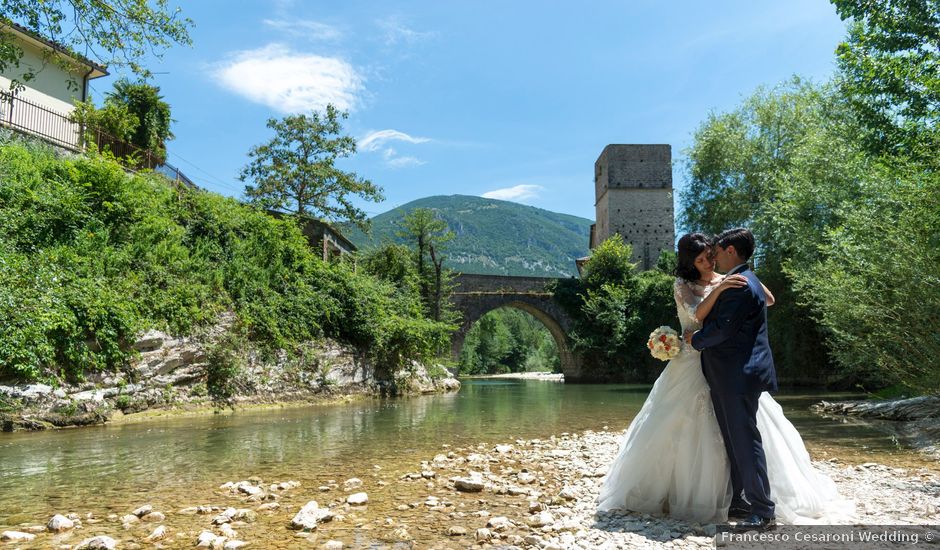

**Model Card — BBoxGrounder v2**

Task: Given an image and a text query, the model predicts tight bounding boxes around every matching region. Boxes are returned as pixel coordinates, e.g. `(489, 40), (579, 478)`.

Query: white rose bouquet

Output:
(647, 326), (682, 361)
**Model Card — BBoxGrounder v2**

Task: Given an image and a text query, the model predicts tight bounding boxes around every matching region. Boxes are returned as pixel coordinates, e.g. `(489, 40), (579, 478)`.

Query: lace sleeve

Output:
(673, 278), (699, 320)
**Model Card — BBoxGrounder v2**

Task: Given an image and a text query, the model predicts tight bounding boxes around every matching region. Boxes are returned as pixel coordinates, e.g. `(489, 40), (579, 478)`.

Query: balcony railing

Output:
(0, 90), (195, 188)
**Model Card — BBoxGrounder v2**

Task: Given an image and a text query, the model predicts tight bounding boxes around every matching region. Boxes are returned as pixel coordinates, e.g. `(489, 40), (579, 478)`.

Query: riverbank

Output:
(4, 427), (936, 549)
(0, 322), (459, 432)
(461, 372), (564, 381)
(813, 395), (940, 461)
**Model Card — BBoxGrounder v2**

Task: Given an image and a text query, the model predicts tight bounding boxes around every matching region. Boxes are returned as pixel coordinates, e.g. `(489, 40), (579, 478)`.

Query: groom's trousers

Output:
(709, 390), (775, 519)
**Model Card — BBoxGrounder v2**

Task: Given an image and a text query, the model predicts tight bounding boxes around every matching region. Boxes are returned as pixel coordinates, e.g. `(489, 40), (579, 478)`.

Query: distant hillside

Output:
(345, 195), (592, 277)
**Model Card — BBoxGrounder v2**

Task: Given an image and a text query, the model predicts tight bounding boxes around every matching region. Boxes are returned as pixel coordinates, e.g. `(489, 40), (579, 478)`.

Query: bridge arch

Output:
(449, 274), (583, 381)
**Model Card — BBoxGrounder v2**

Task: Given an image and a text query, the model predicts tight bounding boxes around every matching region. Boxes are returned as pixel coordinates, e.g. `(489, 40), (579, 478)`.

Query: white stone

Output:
(290, 501), (332, 530)
(447, 525), (467, 536)
(475, 528), (493, 541)
(223, 540), (247, 550)
(495, 444), (513, 453)
(454, 477), (484, 492)
(343, 478), (362, 489)
(346, 492), (368, 505)
(1, 531), (36, 542)
(321, 541), (344, 550)
(197, 531), (219, 547)
(528, 510), (555, 527)
(145, 525), (166, 542)
(486, 516), (511, 531)
(47, 514), (74, 532)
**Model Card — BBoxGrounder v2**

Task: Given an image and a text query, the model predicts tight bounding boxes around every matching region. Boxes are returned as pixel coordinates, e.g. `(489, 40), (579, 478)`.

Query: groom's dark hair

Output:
(716, 227), (755, 261)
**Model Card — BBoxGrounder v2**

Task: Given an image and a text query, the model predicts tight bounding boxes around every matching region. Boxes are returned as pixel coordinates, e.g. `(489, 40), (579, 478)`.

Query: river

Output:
(0, 379), (933, 547)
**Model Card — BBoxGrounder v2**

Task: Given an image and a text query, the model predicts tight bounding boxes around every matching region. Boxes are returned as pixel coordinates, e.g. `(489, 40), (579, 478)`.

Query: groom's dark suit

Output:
(691, 264), (777, 519)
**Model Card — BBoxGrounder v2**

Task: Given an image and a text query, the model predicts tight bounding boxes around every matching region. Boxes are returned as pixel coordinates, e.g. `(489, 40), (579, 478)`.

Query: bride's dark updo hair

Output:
(674, 233), (714, 282)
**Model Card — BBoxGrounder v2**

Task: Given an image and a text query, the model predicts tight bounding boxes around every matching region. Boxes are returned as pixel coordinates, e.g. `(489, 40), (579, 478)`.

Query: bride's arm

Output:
(760, 281), (775, 307)
(693, 275), (748, 323)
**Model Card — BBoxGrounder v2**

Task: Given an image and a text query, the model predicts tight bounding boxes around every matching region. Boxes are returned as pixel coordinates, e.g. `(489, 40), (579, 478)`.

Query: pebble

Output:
(47, 514), (74, 532)
(1, 531), (36, 542)
(321, 541), (344, 550)
(346, 492), (368, 505)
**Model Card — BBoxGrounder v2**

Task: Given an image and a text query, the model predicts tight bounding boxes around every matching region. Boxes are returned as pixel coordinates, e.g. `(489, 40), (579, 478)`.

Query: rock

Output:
(346, 492), (368, 505)
(75, 536), (118, 549)
(495, 444), (513, 453)
(447, 526), (468, 536)
(233, 509), (257, 523)
(120, 514), (140, 524)
(132, 504), (153, 517)
(517, 472), (536, 484)
(454, 477), (484, 492)
(145, 525), (166, 542)
(486, 516), (511, 531)
(257, 502), (280, 512)
(559, 486), (578, 500)
(475, 528), (493, 541)
(133, 329), (166, 351)
(223, 540), (247, 550)
(47, 514), (74, 532)
(343, 478), (362, 489)
(196, 531), (219, 547)
(290, 501), (333, 530)
(219, 524), (238, 539)
(421, 470), (435, 479)
(1, 531), (36, 542)
(528, 510), (555, 527)
(211, 513), (232, 525)
(141, 511), (165, 522)
(321, 542), (344, 550)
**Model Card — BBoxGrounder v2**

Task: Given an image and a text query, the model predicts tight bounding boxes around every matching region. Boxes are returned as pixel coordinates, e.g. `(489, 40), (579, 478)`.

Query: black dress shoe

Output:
(732, 513), (776, 532)
(728, 505), (750, 520)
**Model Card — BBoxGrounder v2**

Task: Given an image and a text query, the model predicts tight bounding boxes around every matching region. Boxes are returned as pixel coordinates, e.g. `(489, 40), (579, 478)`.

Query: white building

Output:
(0, 21), (108, 149)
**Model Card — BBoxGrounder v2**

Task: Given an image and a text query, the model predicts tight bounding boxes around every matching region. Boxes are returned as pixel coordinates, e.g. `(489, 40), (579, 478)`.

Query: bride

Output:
(596, 232), (852, 525)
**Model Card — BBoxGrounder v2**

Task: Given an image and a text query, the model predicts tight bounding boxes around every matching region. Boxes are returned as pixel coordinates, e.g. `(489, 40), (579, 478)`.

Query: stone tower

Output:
(590, 144), (675, 270)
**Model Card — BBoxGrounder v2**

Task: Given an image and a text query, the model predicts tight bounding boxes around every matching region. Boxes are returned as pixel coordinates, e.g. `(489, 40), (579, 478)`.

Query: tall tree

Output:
(832, 0), (940, 161)
(0, 0), (192, 85)
(396, 208), (456, 322)
(240, 105), (383, 230)
(106, 79), (173, 160)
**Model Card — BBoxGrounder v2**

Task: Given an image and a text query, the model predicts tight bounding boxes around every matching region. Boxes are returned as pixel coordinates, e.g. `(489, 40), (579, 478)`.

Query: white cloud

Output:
(263, 19), (343, 41)
(376, 16), (436, 46)
(482, 184), (545, 202)
(386, 155), (425, 168)
(211, 43), (363, 113)
(359, 129), (430, 151)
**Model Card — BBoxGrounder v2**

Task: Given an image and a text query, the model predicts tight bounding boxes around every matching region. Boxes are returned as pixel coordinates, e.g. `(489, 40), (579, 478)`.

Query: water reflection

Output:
(0, 381), (927, 528)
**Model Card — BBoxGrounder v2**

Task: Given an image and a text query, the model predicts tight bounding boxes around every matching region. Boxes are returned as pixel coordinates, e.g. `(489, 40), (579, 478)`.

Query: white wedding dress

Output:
(596, 278), (853, 524)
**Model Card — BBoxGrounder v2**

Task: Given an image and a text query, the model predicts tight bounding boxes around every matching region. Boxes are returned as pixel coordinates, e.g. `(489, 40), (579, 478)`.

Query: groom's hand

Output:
(683, 330), (696, 346)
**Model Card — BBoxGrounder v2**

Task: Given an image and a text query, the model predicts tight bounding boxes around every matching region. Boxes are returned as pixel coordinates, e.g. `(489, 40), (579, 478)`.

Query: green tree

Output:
(551, 235), (673, 381)
(397, 207), (457, 322)
(106, 79), (173, 160)
(240, 105), (383, 229)
(0, 1), (192, 85)
(832, 0), (940, 161)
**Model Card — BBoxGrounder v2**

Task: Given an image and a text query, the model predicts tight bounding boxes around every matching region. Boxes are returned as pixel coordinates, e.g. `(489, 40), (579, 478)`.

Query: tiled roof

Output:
(1, 18), (108, 77)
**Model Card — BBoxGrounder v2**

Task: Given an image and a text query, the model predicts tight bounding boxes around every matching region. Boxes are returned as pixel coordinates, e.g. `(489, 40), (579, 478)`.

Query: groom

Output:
(686, 228), (778, 532)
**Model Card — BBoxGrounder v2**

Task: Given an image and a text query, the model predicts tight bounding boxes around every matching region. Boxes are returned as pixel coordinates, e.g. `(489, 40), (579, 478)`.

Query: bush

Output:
(0, 136), (456, 382)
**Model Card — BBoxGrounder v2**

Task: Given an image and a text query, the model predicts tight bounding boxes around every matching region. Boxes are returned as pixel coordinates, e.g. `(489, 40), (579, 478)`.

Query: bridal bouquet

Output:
(647, 326), (681, 361)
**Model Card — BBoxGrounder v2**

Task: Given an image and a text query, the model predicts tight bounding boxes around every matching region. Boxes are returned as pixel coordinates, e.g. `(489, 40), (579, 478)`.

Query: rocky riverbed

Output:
(3, 428), (937, 549)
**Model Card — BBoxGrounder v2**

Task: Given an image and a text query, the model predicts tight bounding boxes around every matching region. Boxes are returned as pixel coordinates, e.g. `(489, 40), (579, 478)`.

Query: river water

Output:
(0, 379), (932, 546)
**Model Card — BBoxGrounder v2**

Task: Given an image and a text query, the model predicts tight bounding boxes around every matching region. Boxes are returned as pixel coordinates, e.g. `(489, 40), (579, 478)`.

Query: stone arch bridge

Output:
(450, 273), (583, 381)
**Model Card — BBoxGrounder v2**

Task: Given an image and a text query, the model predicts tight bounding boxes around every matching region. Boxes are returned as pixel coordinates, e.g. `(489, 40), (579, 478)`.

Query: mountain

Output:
(344, 195), (592, 277)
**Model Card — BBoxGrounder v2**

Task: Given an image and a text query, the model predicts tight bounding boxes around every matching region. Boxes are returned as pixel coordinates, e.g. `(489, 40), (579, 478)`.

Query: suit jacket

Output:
(691, 265), (778, 395)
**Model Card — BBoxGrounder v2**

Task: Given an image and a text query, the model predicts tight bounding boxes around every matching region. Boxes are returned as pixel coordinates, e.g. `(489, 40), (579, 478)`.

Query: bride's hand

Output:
(717, 274), (748, 292)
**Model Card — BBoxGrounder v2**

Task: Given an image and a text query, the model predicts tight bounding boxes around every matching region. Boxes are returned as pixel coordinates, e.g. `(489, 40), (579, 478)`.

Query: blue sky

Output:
(87, 0), (849, 222)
